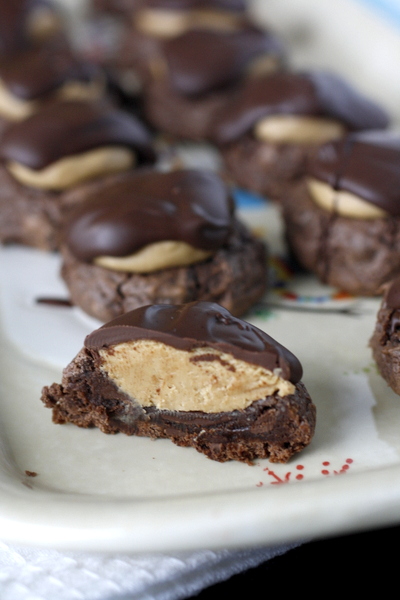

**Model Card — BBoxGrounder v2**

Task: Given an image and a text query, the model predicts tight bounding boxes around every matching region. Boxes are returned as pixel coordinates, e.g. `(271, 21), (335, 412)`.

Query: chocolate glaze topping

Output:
(307, 131), (400, 215)
(143, 0), (246, 11)
(0, 0), (57, 56)
(64, 169), (233, 260)
(212, 71), (389, 144)
(163, 28), (284, 96)
(85, 301), (303, 383)
(0, 100), (156, 169)
(0, 38), (100, 101)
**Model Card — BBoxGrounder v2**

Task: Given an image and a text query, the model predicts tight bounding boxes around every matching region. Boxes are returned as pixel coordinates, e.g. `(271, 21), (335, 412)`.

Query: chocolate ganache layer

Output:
(212, 71), (389, 145)
(85, 301), (303, 383)
(307, 131), (400, 215)
(0, 37), (101, 102)
(162, 28), (284, 96)
(0, 100), (156, 169)
(63, 169), (233, 261)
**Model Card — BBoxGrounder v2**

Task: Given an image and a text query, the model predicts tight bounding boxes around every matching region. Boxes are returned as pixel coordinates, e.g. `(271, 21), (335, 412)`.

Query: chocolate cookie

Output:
(281, 131), (400, 295)
(41, 301), (316, 463)
(210, 71), (389, 199)
(60, 169), (267, 320)
(0, 36), (105, 138)
(0, 100), (155, 250)
(370, 278), (400, 395)
(94, 0), (247, 19)
(142, 27), (284, 140)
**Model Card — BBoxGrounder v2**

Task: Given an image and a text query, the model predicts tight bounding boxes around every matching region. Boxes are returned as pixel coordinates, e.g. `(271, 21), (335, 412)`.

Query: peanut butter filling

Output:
(134, 8), (242, 38)
(254, 115), (345, 145)
(0, 77), (105, 121)
(99, 340), (295, 413)
(0, 79), (37, 120)
(7, 146), (135, 190)
(95, 240), (212, 273)
(307, 177), (387, 219)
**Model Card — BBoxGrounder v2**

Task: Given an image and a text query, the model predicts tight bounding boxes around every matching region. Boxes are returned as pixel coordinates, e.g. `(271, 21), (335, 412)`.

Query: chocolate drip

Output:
(64, 169), (233, 259)
(85, 301), (303, 383)
(212, 71), (389, 144)
(0, 38), (100, 101)
(0, 100), (156, 168)
(307, 131), (400, 215)
(163, 28), (284, 96)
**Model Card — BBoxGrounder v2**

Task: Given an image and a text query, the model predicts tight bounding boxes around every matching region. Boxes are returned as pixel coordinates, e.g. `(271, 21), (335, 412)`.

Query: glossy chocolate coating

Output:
(64, 169), (233, 259)
(163, 28), (284, 96)
(0, 38), (100, 101)
(307, 131), (400, 215)
(0, 0), (56, 56)
(144, 0), (246, 11)
(212, 71), (389, 144)
(85, 301), (303, 383)
(0, 100), (155, 168)
(386, 277), (400, 309)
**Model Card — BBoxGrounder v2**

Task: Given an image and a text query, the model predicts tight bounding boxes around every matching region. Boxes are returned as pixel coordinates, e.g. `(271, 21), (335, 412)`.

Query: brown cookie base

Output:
(370, 286), (400, 395)
(220, 135), (317, 200)
(0, 169), (135, 251)
(61, 219), (267, 321)
(281, 180), (400, 296)
(41, 346), (316, 464)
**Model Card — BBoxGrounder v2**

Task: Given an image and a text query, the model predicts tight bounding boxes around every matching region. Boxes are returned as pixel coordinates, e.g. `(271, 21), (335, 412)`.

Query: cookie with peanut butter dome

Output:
(0, 99), (155, 250)
(102, 2), (284, 136)
(0, 0), (62, 57)
(96, 0), (254, 87)
(94, 0), (248, 20)
(281, 130), (400, 295)
(41, 301), (316, 464)
(142, 27), (284, 140)
(0, 37), (106, 137)
(210, 71), (389, 199)
(60, 168), (267, 321)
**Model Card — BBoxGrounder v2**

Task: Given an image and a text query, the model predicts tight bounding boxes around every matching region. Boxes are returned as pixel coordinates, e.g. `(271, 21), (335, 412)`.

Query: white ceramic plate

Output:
(2, 0), (400, 553)
(1, 200), (400, 553)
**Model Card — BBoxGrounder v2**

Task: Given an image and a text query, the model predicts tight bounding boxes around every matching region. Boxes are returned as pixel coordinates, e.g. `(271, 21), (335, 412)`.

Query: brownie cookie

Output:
(0, 0), (62, 57)
(94, 0), (248, 22)
(370, 278), (400, 395)
(0, 36), (106, 138)
(142, 27), (284, 140)
(104, 0), (251, 73)
(210, 71), (389, 199)
(41, 301), (316, 464)
(281, 131), (400, 295)
(0, 99), (155, 250)
(60, 169), (267, 320)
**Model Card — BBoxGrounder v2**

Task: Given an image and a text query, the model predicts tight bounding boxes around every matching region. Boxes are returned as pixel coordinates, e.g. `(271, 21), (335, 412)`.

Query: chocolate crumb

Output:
(36, 297), (73, 307)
